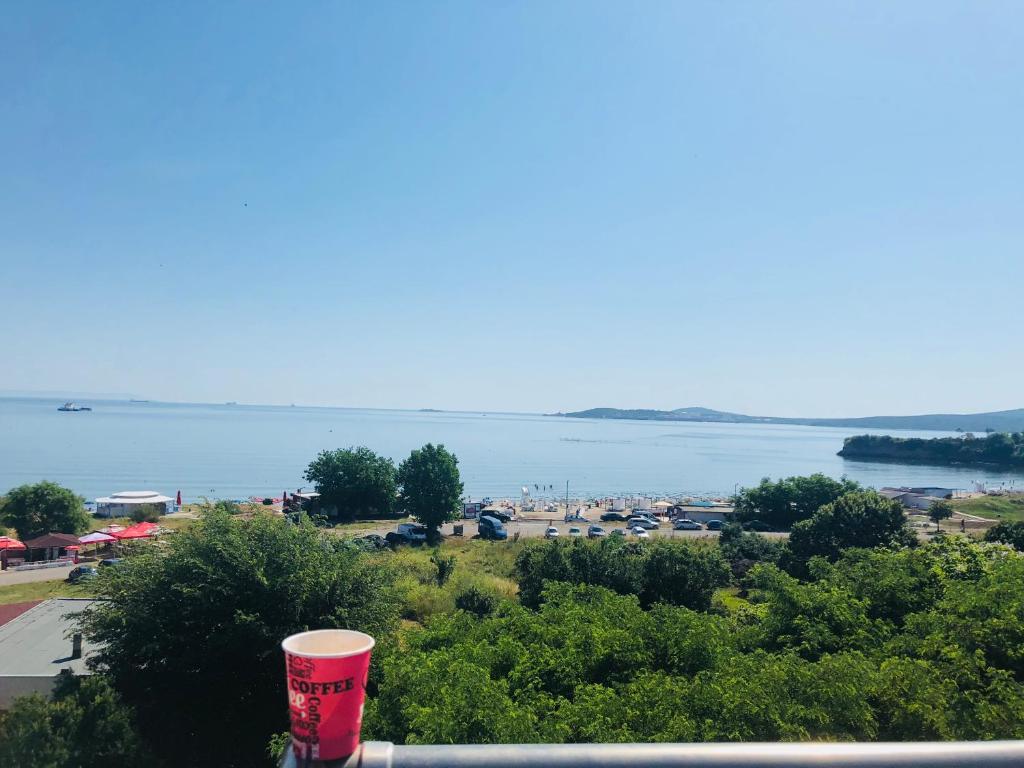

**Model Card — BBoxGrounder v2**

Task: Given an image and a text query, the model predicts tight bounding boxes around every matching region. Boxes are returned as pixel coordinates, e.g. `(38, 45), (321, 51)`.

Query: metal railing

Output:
(281, 740), (1024, 768)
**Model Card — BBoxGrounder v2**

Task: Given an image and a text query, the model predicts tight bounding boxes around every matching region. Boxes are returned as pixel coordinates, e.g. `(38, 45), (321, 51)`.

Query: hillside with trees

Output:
(839, 432), (1024, 468)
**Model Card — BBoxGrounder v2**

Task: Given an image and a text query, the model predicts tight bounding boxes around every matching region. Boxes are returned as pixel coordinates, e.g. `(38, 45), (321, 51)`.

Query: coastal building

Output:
(0, 599), (96, 709)
(879, 487), (955, 511)
(23, 532), (81, 562)
(94, 490), (174, 518)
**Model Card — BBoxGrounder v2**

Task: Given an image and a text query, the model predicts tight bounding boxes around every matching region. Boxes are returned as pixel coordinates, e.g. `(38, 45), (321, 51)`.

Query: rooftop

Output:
(0, 598), (96, 677)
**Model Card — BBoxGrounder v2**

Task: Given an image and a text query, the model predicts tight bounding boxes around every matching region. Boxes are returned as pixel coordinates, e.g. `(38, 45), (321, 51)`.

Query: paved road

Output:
(0, 562), (75, 585)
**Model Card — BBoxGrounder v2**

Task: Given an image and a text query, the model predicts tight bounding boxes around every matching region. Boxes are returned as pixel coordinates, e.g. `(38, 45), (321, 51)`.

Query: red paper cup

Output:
(282, 629), (375, 761)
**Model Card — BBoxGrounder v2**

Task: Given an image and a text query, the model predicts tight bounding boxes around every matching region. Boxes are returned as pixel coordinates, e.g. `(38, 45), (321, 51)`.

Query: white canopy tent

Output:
(94, 491), (174, 519)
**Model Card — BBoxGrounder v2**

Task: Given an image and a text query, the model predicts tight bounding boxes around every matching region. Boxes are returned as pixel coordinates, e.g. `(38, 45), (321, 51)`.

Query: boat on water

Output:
(57, 401), (92, 412)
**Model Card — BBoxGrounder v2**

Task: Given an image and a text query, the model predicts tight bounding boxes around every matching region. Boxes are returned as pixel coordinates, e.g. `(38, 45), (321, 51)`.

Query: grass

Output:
(714, 586), (751, 613)
(0, 579), (93, 606)
(363, 537), (526, 624)
(952, 494), (1024, 522)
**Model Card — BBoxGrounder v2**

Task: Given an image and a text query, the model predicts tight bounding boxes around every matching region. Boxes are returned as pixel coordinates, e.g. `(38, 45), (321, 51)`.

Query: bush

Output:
(515, 538), (729, 611)
(129, 504), (161, 523)
(454, 585), (499, 617)
(262, 497), (273, 505)
(430, 550), (457, 586)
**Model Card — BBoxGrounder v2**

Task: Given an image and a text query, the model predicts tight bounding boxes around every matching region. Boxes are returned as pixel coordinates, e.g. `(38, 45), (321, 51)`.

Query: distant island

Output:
(557, 406), (1024, 433)
(839, 433), (1024, 469)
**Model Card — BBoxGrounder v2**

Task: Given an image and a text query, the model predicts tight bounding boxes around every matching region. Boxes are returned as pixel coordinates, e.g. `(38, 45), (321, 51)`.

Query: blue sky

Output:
(2, 1), (1022, 416)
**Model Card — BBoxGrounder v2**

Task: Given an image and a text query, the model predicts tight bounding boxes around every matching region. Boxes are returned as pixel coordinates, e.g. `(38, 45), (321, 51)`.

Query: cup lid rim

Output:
(282, 629), (376, 658)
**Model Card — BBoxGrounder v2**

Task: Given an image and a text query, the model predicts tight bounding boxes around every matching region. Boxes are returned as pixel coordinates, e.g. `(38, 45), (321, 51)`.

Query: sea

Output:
(1, 397), (1021, 504)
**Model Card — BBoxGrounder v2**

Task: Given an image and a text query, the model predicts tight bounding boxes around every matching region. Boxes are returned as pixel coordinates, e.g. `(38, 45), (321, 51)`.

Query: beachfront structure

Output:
(0, 599), (96, 708)
(94, 490), (174, 518)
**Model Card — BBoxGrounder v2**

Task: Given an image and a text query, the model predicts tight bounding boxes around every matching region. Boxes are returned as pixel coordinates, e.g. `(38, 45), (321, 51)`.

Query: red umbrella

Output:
(176, 490), (182, 506)
(0, 536), (26, 551)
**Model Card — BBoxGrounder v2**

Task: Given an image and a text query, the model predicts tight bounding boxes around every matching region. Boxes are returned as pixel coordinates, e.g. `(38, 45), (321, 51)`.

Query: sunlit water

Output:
(1, 398), (1021, 503)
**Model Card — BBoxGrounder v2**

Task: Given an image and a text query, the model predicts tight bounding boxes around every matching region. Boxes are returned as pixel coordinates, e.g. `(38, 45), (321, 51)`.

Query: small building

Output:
(0, 599), (96, 709)
(23, 532), (81, 562)
(94, 490), (174, 518)
(879, 488), (947, 511)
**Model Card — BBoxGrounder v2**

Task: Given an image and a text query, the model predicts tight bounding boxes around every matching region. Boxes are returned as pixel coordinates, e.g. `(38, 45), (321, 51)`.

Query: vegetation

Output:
(784, 490), (915, 576)
(77, 510), (401, 768)
(305, 446), (398, 521)
(514, 537), (729, 611)
(397, 444), (464, 538)
(129, 503), (163, 523)
(952, 493), (1024, 522)
(0, 481), (90, 540)
(985, 521), (1024, 551)
(839, 432), (1024, 468)
(0, 579), (91, 606)
(366, 537), (1024, 745)
(734, 473), (861, 529)
(928, 500), (954, 531)
(6, 474), (1024, 764)
(0, 674), (152, 767)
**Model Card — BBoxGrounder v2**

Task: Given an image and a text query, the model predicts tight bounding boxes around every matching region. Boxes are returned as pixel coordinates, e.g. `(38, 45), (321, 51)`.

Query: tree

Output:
(784, 491), (915, 576)
(928, 500), (954, 531)
(734, 474), (861, 529)
(0, 481), (89, 540)
(985, 521), (1024, 551)
(396, 444), (463, 536)
(0, 674), (151, 768)
(305, 446), (397, 521)
(77, 510), (400, 768)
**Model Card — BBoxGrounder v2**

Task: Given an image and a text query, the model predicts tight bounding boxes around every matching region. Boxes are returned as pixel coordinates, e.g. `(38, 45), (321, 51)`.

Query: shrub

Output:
(454, 585), (499, 617)
(129, 504), (161, 523)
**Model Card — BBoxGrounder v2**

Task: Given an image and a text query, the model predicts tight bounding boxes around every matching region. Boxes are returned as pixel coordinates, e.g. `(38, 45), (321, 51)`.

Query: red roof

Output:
(110, 522), (159, 540)
(0, 600), (42, 628)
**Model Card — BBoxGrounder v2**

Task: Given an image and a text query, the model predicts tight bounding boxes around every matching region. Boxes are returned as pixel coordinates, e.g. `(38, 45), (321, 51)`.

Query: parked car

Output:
(744, 520), (773, 532)
(568, 526), (582, 537)
(600, 512), (629, 522)
(483, 508), (513, 523)
(631, 526), (650, 538)
(587, 525), (608, 539)
(99, 557), (124, 567)
(673, 519), (703, 530)
(705, 519), (725, 531)
(478, 515), (509, 541)
(544, 526), (560, 539)
(396, 523), (429, 542)
(610, 528), (626, 537)
(67, 566), (98, 584)
(354, 534), (389, 551)
(625, 516), (659, 530)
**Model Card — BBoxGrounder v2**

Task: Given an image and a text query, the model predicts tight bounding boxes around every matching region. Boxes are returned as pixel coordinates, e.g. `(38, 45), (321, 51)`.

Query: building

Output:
(94, 490), (174, 518)
(879, 487), (954, 511)
(0, 598), (96, 708)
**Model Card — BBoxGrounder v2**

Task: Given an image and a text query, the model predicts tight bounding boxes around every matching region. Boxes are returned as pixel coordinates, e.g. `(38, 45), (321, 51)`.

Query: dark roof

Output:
(23, 532), (81, 548)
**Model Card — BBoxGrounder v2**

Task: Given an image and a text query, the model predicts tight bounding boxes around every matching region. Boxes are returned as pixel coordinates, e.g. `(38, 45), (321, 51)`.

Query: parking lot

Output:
(435, 516), (788, 541)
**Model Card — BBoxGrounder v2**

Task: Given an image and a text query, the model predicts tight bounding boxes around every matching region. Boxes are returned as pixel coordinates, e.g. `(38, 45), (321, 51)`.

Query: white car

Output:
(568, 526), (582, 537)
(544, 526), (560, 539)
(673, 519), (703, 530)
(631, 526), (650, 538)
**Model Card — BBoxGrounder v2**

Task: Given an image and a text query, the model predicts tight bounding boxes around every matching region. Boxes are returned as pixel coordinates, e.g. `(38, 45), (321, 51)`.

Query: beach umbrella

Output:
(0, 536), (26, 551)
(79, 532), (116, 545)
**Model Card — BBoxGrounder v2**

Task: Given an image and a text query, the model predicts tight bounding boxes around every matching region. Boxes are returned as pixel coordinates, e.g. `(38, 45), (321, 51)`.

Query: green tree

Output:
(77, 510), (399, 768)
(305, 446), (397, 522)
(734, 474), (861, 529)
(784, 491), (914, 576)
(985, 520), (1024, 551)
(928, 500), (954, 531)
(0, 481), (89, 540)
(0, 674), (152, 768)
(396, 444), (463, 537)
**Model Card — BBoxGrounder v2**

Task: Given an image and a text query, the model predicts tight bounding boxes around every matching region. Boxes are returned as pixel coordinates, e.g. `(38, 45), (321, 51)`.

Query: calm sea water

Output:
(1, 397), (1021, 503)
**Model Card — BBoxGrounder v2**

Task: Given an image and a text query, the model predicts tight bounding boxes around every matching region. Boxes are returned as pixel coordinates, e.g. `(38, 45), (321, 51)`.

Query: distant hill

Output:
(558, 406), (1024, 433)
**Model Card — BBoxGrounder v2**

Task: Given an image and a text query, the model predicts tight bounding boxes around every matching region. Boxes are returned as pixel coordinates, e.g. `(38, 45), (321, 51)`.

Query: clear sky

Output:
(2, 1), (1022, 416)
